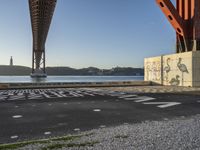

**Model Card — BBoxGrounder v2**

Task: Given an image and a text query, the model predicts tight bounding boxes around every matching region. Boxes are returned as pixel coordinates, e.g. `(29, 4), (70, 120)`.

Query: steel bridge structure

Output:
(156, 0), (200, 53)
(28, 0), (200, 77)
(29, 0), (57, 77)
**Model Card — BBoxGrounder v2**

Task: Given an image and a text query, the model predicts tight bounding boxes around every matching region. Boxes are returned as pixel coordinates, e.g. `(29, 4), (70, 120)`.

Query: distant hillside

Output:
(0, 65), (144, 76)
(0, 65), (31, 75)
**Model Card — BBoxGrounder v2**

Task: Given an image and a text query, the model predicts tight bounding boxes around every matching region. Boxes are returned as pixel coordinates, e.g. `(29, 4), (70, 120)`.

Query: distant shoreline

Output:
(0, 65), (144, 76)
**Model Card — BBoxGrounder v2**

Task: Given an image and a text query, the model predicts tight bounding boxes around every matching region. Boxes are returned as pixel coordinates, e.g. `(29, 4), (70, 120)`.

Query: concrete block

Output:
(145, 51), (200, 87)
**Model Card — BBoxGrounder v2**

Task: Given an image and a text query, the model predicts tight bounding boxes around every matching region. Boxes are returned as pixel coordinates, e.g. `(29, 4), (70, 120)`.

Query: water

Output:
(0, 76), (144, 83)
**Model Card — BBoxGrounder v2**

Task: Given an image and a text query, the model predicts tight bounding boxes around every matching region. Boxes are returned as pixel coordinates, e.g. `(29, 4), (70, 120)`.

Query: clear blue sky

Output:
(0, 0), (176, 69)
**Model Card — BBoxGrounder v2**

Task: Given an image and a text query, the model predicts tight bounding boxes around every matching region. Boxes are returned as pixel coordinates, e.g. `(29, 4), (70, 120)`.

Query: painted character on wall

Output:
(177, 58), (189, 86)
(169, 75), (180, 86)
(163, 58), (171, 82)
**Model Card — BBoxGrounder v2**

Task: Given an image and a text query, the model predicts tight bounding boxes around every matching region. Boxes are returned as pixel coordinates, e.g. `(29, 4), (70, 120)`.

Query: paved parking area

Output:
(0, 88), (200, 144)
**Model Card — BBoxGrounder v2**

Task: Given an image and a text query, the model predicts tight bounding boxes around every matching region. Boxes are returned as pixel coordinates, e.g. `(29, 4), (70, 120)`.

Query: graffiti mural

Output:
(145, 54), (191, 86)
(145, 58), (161, 83)
(163, 58), (171, 82)
(177, 58), (189, 86)
(169, 75), (180, 86)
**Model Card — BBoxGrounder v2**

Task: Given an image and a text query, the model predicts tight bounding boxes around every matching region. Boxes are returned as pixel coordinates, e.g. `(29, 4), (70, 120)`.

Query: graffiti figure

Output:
(177, 58), (189, 86)
(169, 75), (180, 86)
(152, 62), (157, 81)
(163, 58), (171, 82)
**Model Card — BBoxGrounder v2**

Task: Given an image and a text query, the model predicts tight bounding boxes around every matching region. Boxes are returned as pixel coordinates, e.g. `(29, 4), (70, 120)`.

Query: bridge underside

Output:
(29, 0), (57, 77)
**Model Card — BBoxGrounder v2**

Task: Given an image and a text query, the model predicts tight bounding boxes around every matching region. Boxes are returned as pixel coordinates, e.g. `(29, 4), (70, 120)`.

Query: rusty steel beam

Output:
(29, 0), (57, 77)
(156, 0), (185, 36)
(156, 0), (200, 52)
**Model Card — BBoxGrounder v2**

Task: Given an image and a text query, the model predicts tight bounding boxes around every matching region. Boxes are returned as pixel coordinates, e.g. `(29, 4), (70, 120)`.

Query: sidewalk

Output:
(103, 85), (200, 93)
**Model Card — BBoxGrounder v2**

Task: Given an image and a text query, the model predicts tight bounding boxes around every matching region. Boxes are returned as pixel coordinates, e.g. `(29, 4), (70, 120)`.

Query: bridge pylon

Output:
(29, 0), (57, 78)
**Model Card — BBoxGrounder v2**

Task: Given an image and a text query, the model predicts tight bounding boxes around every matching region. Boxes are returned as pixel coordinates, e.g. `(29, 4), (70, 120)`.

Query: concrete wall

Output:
(145, 51), (200, 87)
(144, 56), (162, 84)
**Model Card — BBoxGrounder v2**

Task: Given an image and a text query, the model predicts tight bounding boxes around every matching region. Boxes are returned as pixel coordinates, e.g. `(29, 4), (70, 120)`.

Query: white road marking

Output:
(0, 89), (183, 109)
(93, 109), (101, 112)
(74, 128), (80, 131)
(143, 102), (181, 108)
(0, 96), (8, 101)
(28, 94), (43, 100)
(44, 132), (51, 135)
(50, 91), (63, 98)
(133, 97), (156, 102)
(12, 115), (23, 119)
(119, 95), (137, 99)
(100, 125), (106, 128)
(10, 135), (18, 139)
(58, 123), (68, 126)
(8, 95), (25, 101)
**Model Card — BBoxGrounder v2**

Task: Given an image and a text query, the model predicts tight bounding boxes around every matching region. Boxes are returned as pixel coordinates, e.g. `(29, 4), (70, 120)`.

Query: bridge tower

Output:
(29, 0), (57, 77)
(156, 0), (200, 53)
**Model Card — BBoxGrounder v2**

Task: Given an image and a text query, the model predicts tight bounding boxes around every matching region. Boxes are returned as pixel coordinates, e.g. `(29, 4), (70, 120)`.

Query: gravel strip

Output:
(17, 114), (200, 150)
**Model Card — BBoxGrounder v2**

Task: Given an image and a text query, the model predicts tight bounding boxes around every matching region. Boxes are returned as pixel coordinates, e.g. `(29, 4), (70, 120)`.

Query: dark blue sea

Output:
(0, 76), (144, 83)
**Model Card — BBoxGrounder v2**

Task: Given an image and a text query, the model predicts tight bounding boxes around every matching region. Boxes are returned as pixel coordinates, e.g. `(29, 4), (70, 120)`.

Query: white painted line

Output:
(10, 135), (18, 139)
(119, 95), (137, 99)
(143, 102), (181, 108)
(58, 123), (68, 126)
(74, 128), (80, 131)
(134, 97), (156, 102)
(15, 106), (19, 108)
(50, 92), (63, 98)
(44, 132), (51, 135)
(12, 115), (23, 119)
(93, 109), (101, 112)
(8, 95), (25, 101)
(100, 125), (106, 128)
(63, 103), (68, 105)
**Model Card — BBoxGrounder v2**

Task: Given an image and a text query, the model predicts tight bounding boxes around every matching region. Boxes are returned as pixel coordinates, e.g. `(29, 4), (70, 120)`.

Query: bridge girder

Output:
(156, 0), (200, 52)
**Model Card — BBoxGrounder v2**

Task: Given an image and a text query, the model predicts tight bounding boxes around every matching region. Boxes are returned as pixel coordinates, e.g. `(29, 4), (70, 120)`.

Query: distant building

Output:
(10, 56), (13, 66)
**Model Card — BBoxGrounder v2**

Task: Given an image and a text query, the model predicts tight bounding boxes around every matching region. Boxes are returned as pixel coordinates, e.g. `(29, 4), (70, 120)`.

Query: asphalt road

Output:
(0, 88), (200, 144)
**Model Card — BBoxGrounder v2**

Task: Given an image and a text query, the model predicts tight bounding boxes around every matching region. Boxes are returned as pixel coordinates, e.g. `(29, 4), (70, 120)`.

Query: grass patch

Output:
(51, 135), (81, 142)
(0, 133), (95, 150)
(0, 140), (49, 150)
(115, 135), (129, 139)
